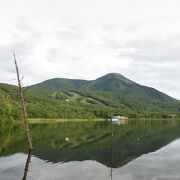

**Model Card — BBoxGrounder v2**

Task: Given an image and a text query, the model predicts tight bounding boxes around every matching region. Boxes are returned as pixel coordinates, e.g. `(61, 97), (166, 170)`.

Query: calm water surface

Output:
(0, 120), (180, 180)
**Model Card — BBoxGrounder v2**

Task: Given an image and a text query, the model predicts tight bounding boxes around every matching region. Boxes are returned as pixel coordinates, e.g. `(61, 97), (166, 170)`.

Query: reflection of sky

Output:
(1, 139), (180, 180)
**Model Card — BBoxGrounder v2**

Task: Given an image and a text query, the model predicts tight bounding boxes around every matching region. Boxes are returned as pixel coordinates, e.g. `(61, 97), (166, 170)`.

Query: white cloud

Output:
(0, 0), (180, 99)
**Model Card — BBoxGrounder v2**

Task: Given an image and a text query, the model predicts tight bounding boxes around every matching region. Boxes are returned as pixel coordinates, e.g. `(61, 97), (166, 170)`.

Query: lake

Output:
(1, 119), (180, 180)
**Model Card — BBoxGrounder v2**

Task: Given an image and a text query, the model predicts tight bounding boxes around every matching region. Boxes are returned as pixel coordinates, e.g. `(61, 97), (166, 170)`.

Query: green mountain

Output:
(0, 73), (180, 121)
(31, 73), (176, 102)
(30, 73), (135, 91)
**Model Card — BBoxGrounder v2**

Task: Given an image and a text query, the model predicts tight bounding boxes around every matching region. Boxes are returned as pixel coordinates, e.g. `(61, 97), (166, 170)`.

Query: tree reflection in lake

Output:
(0, 119), (180, 179)
(22, 149), (32, 180)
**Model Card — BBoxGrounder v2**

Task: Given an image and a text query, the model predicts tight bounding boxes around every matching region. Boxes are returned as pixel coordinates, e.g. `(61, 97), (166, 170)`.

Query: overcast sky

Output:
(1, 0), (180, 99)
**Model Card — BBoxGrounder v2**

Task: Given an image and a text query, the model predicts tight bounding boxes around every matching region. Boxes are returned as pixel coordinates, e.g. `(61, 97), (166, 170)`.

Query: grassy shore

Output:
(13, 118), (107, 124)
(8, 117), (180, 124)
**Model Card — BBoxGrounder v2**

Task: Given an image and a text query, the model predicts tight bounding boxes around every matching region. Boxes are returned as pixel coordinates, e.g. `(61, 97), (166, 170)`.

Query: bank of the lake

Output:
(11, 118), (107, 124)
(9, 117), (180, 124)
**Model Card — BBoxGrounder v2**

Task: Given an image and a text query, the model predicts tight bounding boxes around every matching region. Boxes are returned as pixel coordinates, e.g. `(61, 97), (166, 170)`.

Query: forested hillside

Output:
(0, 73), (180, 122)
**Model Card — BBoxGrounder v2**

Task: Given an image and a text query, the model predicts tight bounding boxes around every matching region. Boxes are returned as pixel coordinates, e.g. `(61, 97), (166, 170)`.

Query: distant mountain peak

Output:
(29, 72), (177, 103)
(96, 73), (136, 85)
(102, 73), (124, 77)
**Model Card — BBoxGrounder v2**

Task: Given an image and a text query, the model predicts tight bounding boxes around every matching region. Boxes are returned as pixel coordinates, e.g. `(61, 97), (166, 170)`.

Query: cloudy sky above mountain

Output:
(1, 0), (180, 99)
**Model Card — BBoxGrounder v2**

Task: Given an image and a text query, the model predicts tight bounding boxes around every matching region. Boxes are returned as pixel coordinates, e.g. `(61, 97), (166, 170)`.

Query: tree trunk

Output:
(13, 52), (33, 150)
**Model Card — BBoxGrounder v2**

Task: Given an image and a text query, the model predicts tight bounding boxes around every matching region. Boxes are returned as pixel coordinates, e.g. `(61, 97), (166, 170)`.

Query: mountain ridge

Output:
(30, 73), (178, 102)
(0, 73), (180, 121)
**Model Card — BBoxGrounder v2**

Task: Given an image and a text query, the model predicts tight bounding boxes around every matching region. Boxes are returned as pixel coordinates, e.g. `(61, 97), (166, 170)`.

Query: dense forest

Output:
(0, 73), (180, 122)
(0, 86), (180, 123)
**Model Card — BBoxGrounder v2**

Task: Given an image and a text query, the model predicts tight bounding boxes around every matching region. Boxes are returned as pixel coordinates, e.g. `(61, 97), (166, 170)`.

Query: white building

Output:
(111, 115), (128, 125)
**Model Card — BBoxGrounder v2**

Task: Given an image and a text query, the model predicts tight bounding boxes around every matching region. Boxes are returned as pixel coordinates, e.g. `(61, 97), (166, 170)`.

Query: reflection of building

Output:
(112, 115), (128, 125)
(162, 114), (176, 119)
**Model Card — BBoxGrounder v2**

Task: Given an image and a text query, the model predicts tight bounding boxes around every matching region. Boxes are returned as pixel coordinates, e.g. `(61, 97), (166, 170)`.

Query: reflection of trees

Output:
(22, 149), (32, 180)
(1, 120), (180, 169)
(110, 122), (114, 180)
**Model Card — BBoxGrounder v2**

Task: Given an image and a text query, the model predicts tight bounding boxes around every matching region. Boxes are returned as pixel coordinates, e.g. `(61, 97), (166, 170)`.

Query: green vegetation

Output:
(0, 83), (110, 121)
(0, 86), (21, 122)
(1, 120), (180, 167)
(0, 73), (180, 122)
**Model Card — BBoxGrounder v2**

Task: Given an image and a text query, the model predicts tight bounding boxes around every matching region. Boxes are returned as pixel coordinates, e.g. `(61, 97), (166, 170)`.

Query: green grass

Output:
(12, 118), (107, 124)
(11, 118), (180, 125)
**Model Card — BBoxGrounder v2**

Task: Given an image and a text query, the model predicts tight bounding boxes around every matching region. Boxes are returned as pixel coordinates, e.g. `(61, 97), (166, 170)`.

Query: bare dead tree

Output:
(13, 52), (33, 150)
(22, 149), (32, 180)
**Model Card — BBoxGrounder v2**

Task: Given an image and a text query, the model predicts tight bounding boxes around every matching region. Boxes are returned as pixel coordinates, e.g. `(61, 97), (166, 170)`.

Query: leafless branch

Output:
(13, 52), (33, 150)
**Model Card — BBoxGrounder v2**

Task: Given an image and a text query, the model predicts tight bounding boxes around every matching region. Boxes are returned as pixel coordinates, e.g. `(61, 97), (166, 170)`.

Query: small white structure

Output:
(66, 99), (70, 102)
(168, 114), (176, 119)
(112, 116), (120, 121)
(112, 115), (128, 125)
(112, 116), (120, 125)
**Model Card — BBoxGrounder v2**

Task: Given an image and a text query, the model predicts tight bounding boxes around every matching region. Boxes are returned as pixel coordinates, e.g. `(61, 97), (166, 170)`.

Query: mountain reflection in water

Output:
(0, 120), (180, 179)
(1, 139), (180, 180)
